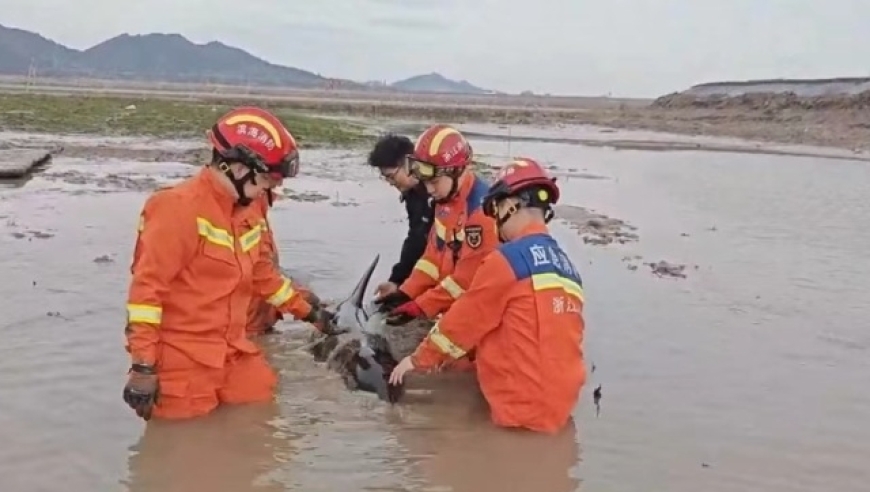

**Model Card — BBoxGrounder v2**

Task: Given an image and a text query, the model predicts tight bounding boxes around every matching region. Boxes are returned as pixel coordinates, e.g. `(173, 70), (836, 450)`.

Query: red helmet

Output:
(483, 158), (560, 218)
(409, 124), (473, 180)
(207, 107), (300, 180)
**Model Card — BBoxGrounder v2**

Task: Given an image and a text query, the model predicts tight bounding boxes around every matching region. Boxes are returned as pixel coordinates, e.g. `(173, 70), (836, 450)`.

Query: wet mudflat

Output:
(1, 128), (868, 492)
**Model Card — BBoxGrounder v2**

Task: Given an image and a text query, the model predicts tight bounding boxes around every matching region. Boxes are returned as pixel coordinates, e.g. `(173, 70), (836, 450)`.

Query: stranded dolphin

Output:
(328, 254), (404, 402)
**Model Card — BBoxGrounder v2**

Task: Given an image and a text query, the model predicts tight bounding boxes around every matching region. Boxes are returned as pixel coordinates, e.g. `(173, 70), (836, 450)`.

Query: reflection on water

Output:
(125, 404), (288, 492)
(390, 374), (580, 492)
(0, 131), (868, 492)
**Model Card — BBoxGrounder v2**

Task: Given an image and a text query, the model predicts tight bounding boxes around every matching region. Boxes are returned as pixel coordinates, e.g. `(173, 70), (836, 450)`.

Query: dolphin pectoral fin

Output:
(352, 355), (390, 401)
(374, 349), (404, 403)
(349, 344), (405, 403)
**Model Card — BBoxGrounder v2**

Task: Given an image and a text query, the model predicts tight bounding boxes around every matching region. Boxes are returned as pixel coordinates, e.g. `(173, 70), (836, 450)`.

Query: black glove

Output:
(385, 312), (417, 326)
(123, 363), (159, 421)
(374, 291), (411, 313)
(303, 291), (323, 307)
(304, 305), (346, 336)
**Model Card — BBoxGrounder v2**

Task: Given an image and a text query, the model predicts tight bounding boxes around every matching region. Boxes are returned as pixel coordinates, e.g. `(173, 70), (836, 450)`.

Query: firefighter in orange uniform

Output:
(123, 107), (341, 421)
(374, 125), (498, 327)
(244, 188), (321, 337)
(389, 158), (587, 434)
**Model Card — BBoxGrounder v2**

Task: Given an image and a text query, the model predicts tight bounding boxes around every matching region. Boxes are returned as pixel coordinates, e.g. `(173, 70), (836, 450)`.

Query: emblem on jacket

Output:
(465, 225), (483, 249)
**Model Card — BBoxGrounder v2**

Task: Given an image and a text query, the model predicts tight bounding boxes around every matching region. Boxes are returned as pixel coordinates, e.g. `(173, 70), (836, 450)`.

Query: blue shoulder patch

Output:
(498, 233), (583, 285)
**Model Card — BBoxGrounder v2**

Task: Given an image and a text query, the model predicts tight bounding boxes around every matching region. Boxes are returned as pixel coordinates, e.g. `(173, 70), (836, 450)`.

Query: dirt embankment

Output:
(642, 90), (870, 152)
(652, 90), (870, 111)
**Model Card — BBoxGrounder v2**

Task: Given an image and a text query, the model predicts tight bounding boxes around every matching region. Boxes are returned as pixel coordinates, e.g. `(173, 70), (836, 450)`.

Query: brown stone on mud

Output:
(41, 168), (193, 193)
(284, 191), (330, 203)
(647, 260), (687, 278)
(305, 319), (433, 389)
(555, 205), (639, 245)
(59, 145), (206, 164)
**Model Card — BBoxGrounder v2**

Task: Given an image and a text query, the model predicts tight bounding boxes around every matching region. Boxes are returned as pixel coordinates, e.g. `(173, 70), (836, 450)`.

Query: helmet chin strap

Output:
(494, 199), (554, 242)
(495, 202), (520, 243)
(219, 162), (258, 206)
(432, 168), (463, 205)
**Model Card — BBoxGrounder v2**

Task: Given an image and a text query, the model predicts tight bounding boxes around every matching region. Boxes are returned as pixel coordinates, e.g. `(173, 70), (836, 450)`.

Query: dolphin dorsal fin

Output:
(348, 254), (380, 309)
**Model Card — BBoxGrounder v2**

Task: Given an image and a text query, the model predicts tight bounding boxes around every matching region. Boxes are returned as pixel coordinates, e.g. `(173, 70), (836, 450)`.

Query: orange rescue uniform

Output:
(399, 172), (498, 318)
(411, 223), (587, 433)
(126, 169), (315, 419)
(244, 195), (283, 336)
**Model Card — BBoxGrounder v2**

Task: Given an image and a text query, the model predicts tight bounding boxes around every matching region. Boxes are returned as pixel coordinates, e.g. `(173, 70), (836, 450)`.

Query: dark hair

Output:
(367, 133), (414, 169)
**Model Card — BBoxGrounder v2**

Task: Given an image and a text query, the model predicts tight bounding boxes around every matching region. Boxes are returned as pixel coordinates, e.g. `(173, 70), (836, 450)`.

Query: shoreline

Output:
(1, 88), (868, 162)
(2, 123), (865, 165)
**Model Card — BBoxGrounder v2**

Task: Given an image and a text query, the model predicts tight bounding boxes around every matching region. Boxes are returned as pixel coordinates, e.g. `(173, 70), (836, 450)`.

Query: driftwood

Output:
(0, 147), (64, 180)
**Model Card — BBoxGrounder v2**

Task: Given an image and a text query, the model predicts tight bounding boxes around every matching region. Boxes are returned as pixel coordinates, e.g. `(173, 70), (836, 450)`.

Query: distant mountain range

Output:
(0, 24), (492, 95)
(391, 73), (490, 94)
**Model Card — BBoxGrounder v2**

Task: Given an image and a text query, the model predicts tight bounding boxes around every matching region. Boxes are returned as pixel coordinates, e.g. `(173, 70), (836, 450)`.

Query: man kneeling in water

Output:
(389, 158), (587, 433)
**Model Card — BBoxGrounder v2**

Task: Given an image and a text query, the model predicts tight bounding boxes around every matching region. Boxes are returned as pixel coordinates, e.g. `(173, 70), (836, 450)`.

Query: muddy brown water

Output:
(0, 128), (868, 492)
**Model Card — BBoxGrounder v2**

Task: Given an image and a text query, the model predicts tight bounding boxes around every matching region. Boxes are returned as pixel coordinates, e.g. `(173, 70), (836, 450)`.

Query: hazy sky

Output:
(3, 0), (869, 97)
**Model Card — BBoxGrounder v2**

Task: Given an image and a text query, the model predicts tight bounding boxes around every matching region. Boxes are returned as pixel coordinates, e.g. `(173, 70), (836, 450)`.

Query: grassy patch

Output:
(0, 93), (367, 147)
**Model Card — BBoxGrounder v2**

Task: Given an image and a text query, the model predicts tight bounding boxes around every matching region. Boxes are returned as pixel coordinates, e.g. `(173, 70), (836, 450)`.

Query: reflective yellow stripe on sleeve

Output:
(238, 224), (262, 253)
(427, 322), (467, 359)
(433, 219), (447, 241)
(439, 276), (465, 299)
(413, 259), (440, 280)
(267, 277), (296, 306)
(126, 304), (162, 325)
(530, 273), (585, 302)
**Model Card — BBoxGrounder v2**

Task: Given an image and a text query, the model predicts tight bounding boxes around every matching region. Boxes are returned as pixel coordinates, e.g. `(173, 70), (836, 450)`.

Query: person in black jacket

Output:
(367, 133), (434, 297)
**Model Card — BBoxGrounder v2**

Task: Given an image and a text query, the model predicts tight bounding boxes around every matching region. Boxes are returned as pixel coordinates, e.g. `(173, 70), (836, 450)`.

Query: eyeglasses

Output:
(379, 167), (402, 182)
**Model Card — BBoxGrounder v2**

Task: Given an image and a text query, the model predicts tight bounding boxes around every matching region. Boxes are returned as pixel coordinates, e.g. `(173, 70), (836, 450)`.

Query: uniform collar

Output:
(515, 221), (549, 239)
(199, 167), (238, 215)
(445, 172), (474, 206)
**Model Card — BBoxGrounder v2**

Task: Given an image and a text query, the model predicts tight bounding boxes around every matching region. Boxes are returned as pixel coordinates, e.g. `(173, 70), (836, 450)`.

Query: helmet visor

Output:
(265, 150), (299, 180)
(408, 157), (438, 181)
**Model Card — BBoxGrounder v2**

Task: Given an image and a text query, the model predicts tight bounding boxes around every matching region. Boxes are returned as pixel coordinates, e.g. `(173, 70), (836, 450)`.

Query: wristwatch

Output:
(130, 363), (156, 375)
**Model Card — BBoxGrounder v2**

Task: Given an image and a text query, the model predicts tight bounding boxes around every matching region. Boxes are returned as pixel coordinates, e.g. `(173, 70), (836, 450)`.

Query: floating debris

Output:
(593, 384), (602, 417)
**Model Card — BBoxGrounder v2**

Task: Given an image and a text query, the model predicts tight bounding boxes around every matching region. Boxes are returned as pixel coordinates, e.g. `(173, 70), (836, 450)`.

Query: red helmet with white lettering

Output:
(408, 124), (473, 180)
(483, 158), (560, 222)
(207, 106), (300, 180)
